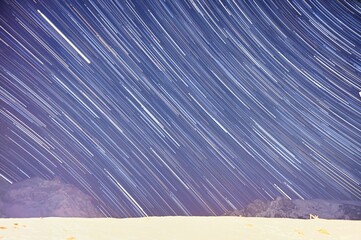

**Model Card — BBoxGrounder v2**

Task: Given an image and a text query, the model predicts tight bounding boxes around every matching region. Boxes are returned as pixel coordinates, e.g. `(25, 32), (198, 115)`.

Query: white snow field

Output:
(0, 216), (360, 239)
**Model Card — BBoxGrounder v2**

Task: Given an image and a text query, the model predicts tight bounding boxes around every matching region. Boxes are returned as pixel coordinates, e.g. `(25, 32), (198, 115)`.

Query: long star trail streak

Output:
(0, 0), (360, 217)
(37, 9), (91, 64)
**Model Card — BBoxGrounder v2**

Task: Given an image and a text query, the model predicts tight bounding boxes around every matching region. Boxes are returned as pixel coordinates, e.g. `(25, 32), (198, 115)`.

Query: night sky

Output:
(1, 0), (360, 217)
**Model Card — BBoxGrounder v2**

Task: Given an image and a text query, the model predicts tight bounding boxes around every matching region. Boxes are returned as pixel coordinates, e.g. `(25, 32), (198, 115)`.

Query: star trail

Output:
(1, 0), (360, 217)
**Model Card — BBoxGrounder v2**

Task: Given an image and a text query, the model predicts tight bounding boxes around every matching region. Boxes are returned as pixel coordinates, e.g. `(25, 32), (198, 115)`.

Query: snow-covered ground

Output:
(0, 216), (360, 239)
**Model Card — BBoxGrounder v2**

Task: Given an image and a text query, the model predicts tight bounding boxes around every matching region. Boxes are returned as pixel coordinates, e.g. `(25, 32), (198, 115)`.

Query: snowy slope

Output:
(0, 216), (360, 240)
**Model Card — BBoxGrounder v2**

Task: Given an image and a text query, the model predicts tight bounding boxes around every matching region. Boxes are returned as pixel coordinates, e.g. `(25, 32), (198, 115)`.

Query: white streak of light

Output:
(37, 10), (91, 64)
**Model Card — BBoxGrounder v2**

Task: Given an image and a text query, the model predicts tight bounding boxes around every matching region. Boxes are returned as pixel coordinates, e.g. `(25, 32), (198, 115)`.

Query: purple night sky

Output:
(1, 0), (360, 217)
